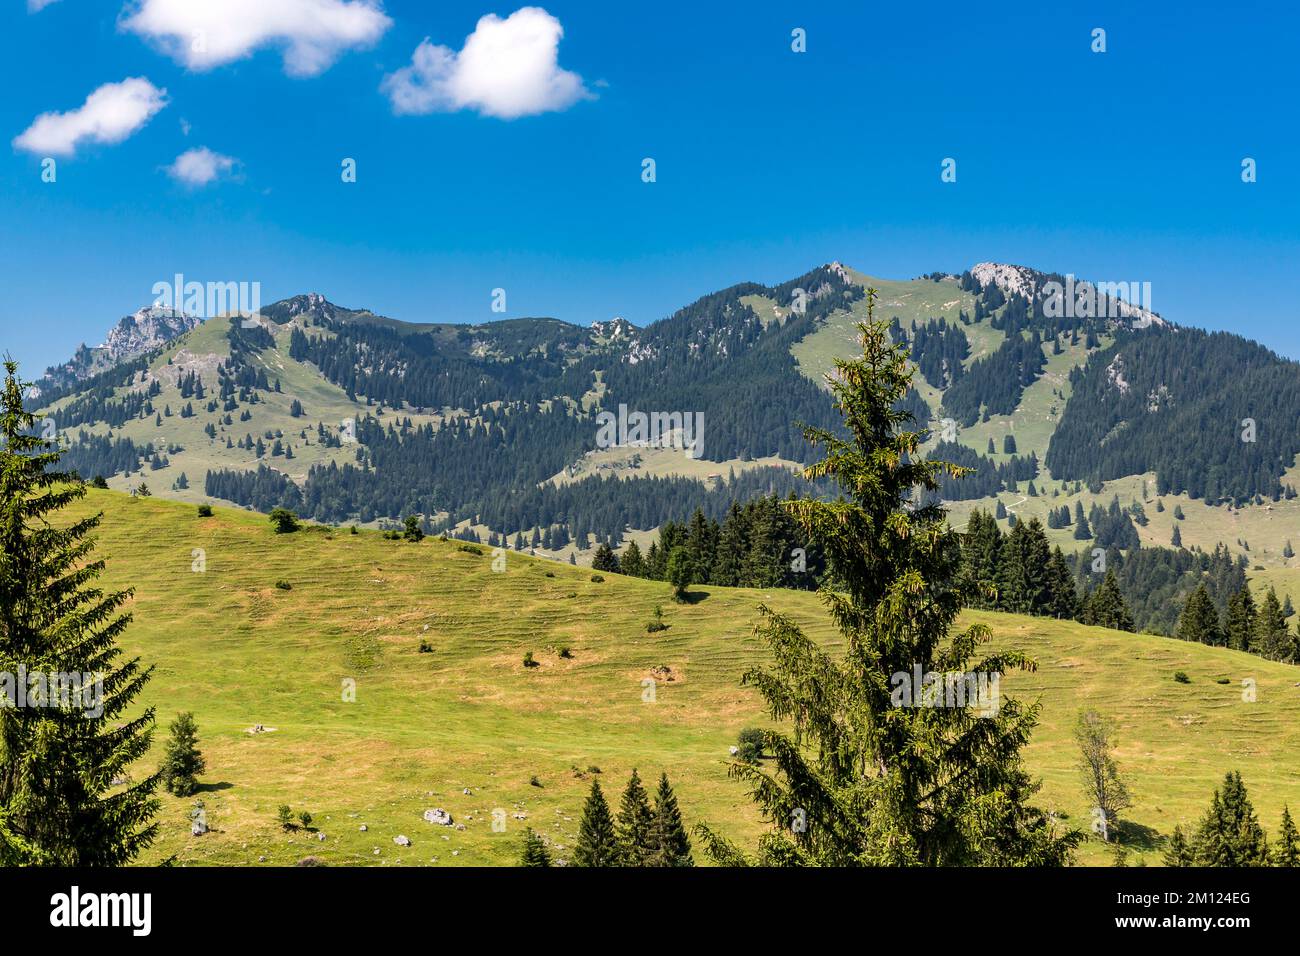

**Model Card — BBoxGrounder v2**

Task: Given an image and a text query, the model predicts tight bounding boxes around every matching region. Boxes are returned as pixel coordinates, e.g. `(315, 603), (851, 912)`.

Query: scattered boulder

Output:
(191, 818), (208, 836)
(424, 808), (453, 826)
(394, 835), (411, 847)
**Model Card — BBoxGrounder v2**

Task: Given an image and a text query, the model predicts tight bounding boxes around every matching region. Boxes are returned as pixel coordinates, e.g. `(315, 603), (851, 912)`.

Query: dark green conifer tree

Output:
(1253, 587), (1289, 659)
(696, 308), (1076, 866)
(591, 543), (620, 573)
(1083, 570), (1135, 632)
(619, 540), (646, 578)
(959, 509), (1002, 609)
(615, 769), (655, 866)
(649, 772), (693, 867)
(1163, 825), (1194, 866)
(572, 779), (618, 867)
(711, 502), (746, 587)
(1272, 806), (1299, 867)
(1177, 584), (1222, 646)
(159, 711), (206, 797)
(1073, 501), (1092, 540)
(1224, 587), (1256, 652)
(1045, 547), (1080, 620)
(996, 517), (1050, 615)
(0, 362), (160, 865)
(520, 827), (552, 866)
(1193, 771), (1268, 867)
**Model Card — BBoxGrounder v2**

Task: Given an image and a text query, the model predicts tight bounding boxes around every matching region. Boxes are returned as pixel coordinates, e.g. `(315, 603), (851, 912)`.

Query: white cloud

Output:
(120, 0), (391, 77)
(29, 0), (62, 12)
(13, 77), (168, 157)
(383, 7), (590, 120)
(166, 146), (238, 186)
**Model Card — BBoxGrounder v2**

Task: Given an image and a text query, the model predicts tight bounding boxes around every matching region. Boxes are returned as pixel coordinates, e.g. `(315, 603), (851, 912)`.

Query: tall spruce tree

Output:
(648, 772), (693, 867)
(1193, 771), (1268, 866)
(615, 769), (655, 866)
(1045, 547), (1080, 620)
(572, 778), (618, 867)
(1272, 806), (1299, 867)
(0, 361), (160, 864)
(1073, 501), (1092, 540)
(1253, 587), (1289, 659)
(1177, 584), (1222, 647)
(696, 307), (1077, 866)
(1224, 587), (1256, 652)
(591, 543), (620, 573)
(1083, 570), (1135, 632)
(959, 509), (1002, 609)
(619, 540), (646, 578)
(996, 518), (1051, 615)
(1163, 825), (1194, 866)
(519, 827), (552, 866)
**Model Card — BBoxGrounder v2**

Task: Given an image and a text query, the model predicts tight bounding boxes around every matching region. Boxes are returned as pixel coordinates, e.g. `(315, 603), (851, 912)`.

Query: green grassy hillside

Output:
(67, 490), (1300, 866)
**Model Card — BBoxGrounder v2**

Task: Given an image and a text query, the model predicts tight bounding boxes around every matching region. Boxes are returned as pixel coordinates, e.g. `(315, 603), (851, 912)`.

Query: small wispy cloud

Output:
(383, 6), (591, 120)
(121, 0), (392, 77)
(28, 0), (62, 12)
(166, 146), (238, 186)
(13, 77), (168, 157)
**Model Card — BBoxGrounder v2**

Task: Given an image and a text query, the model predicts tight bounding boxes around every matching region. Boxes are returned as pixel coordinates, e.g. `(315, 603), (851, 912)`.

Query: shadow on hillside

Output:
(677, 589), (711, 605)
(1114, 819), (1162, 851)
(196, 781), (234, 793)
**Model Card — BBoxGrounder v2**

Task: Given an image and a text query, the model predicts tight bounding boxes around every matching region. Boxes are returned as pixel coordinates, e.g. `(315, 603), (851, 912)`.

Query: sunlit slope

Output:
(67, 491), (1300, 866)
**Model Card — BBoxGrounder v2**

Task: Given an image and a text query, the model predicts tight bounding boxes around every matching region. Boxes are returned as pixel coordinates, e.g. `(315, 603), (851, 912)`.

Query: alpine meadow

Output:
(2, 0), (1297, 940)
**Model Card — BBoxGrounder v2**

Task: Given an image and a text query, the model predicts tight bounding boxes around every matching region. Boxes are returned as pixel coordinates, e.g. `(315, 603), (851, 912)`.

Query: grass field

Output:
(61, 490), (1300, 867)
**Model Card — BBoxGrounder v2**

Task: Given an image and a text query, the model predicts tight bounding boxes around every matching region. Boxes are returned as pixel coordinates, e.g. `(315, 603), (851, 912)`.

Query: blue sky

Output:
(2, 0), (1297, 375)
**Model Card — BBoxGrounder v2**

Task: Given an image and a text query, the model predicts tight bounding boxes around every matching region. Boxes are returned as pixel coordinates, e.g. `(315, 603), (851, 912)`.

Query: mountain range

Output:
(30, 261), (1300, 573)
